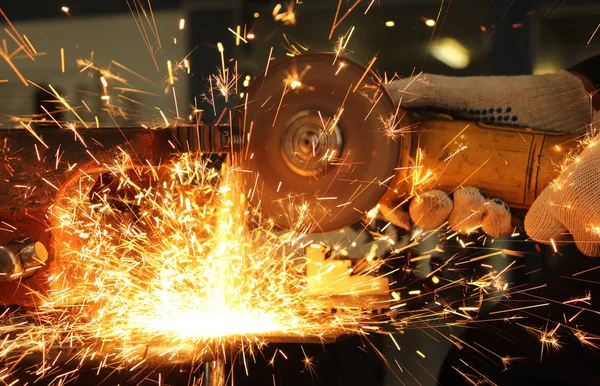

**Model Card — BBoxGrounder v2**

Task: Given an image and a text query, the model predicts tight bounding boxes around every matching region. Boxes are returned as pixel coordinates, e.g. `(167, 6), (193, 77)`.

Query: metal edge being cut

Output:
(238, 53), (401, 233)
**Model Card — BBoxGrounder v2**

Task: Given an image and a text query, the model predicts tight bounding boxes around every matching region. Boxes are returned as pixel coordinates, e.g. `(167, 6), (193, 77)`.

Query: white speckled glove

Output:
(380, 187), (513, 238)
(381, 70), (596, 251)
(386, 71), (591, 132)
(525, 139), (600, 256)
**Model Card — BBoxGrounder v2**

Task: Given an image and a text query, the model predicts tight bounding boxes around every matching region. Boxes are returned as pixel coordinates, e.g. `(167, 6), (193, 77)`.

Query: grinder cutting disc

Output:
(239, 53), (400, 233)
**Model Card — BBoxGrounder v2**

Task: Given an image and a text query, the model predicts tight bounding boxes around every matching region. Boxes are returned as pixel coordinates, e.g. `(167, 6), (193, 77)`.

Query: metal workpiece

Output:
(170, 124), (242, 154)
(0, 246), (17, 282)
(0, 242), (48, 281)
(16, 242), (49, 278)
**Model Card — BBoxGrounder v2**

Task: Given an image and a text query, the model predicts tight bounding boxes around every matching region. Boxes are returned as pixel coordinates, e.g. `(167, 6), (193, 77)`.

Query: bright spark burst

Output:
(0, 153), (385, 381)
(273, 2), (296, 25)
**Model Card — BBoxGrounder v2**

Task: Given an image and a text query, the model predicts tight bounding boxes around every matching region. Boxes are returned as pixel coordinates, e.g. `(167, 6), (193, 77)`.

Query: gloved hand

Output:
(380, 69), (597, 255)
(525, 139), (600, 256)
(380, 186), (514, 238)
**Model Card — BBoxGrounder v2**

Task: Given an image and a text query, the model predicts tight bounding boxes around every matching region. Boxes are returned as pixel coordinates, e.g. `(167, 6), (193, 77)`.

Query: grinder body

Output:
(387, 111), (581, 210)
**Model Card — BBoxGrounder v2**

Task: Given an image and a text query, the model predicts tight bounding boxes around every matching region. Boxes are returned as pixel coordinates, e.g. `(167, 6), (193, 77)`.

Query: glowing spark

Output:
(228, 27), (248, 44)
(334, 26), (355, 63)
(265, 47), (274, 77)
(425, 19), (436, 27)
(409, 148), (436, 196)
(364, 0), (375, 14)
(390, 335), (401, 351)
(173, 87), (180, 119)
(489, 303), (550, 315)
(159, 110), (169, 126)
(48, 84), (88, 128)
(385, 21), (395, 27)
(329, 0), (361, 40)
(60, 48), (65, 72)
(409, 254), (431, 263)
(19, 121), (49, 148)
(587, 23), (600, 46)
(23, 34), (37, 54)
(0, 43), (28, 86)
(179, 18), (185, 30)
(167, 59), (175, 86)
(273, 2), (296, 25)
(41, 177), (59, 191)
(40, 105), (62, 128)
(289, 80), (302, 89)
(352, 55), (376, 93)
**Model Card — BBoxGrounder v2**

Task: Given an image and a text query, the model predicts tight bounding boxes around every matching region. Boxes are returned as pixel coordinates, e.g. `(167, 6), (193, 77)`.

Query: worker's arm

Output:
(382, 56), (599, 256)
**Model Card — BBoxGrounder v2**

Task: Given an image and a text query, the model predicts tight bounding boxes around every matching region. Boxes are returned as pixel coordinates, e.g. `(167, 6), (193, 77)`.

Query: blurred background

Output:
(1, 1), (599, 385)
(2, 0), (600, 125)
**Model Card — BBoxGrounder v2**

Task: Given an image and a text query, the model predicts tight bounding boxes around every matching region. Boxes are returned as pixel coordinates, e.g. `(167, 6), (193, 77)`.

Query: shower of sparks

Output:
(1, 2), (599, 385)
(0, 8), (38, 86)
(0, 154), (392, 382)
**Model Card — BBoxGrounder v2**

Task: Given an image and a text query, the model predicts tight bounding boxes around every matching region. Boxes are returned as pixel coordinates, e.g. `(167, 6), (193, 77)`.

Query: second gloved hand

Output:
(525, 136), (600, 256)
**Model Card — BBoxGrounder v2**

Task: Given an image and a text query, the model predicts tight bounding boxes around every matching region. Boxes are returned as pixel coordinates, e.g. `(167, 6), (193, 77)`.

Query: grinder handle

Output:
(390, 112), (582, 209)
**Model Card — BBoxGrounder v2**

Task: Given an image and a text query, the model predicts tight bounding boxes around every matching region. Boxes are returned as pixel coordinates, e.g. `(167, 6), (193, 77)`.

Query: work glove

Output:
(381, 70), (597, 255)
(525, 139), (600, 256)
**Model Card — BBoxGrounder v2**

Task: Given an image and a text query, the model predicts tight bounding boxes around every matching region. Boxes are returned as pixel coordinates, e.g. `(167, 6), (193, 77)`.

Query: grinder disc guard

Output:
(239, 53), (400, 232)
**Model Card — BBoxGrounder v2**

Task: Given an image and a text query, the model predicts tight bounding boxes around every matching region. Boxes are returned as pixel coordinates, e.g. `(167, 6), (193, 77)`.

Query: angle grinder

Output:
(236, 52), (580, 232)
